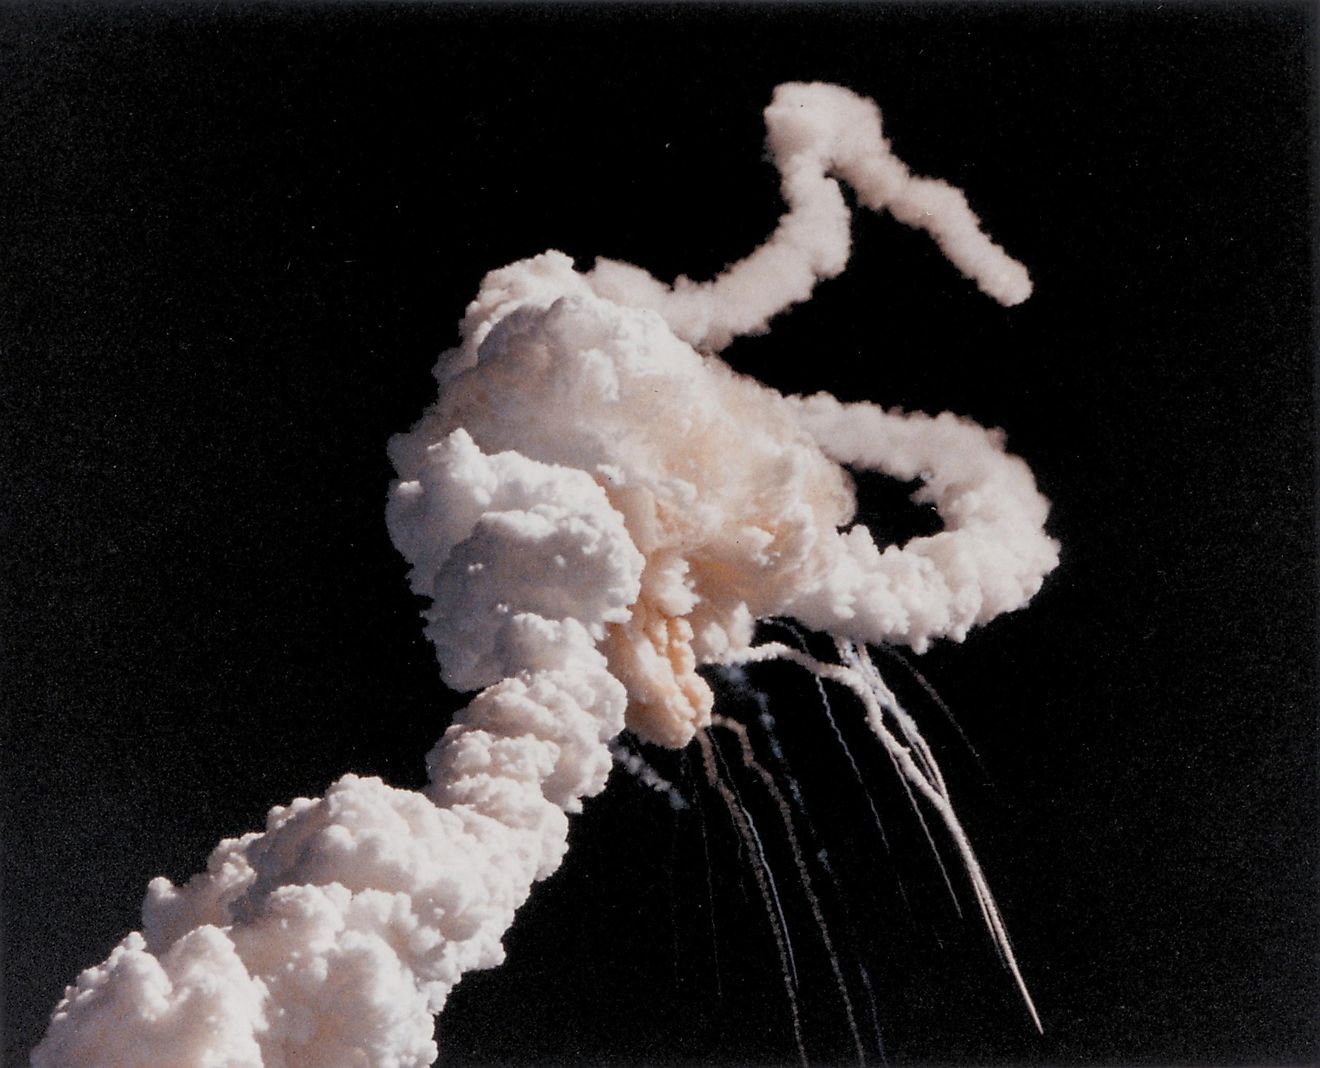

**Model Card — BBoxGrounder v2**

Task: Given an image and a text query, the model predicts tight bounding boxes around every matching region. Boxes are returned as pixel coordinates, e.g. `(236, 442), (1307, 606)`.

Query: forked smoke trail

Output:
(731, 641), (1044, 1033)
(34, 83), (1055, 1066)
(761, 628), (906, 888)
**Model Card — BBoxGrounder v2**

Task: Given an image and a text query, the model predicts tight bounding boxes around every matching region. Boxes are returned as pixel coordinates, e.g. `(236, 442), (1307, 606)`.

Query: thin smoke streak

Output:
(710, 731), (801, 991)
(761, 625), (905, 884)
(714, 713), (867, 1065)
(867, 640), (988, 778)
(700, 731), (809, 1066)
(753, 700), (888, 1062)
(691, 749), (725, 1004)
(758, 710), (888, 1060)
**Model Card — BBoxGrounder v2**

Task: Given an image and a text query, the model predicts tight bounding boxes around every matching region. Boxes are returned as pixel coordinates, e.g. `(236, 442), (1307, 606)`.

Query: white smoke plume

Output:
(33, 83), (1057, 1067)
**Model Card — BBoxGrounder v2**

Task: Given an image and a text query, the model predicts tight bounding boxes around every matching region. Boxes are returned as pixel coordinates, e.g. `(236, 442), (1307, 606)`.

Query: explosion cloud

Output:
(33, 82), (1057, 1067)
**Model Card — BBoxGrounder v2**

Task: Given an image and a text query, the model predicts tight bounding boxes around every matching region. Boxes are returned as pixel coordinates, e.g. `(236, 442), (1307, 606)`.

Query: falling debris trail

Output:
(610, 737), (689, 809)
(875, 714), (967, 921)
(841, 640), (966, 920)
(730, 641), (1045, 1034)
(699, 732), (809, 1067)
(693, 750), (726, 1003)
(731, 681), (887, 1063)
(713, 714), (867, 1065)
(868, 640), (988, 776)
(34, 82), (1054, 1068)
(712, 733), (801, 991)
(766, 625), (917, 918)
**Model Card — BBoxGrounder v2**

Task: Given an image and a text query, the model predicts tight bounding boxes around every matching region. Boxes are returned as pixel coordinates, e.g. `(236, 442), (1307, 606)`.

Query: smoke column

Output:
(33, 82), (1057, 1067)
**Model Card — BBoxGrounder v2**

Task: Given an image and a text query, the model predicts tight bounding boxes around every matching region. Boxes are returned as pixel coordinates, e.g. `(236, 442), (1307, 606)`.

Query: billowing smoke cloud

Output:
(34, 83), (1056, 1067)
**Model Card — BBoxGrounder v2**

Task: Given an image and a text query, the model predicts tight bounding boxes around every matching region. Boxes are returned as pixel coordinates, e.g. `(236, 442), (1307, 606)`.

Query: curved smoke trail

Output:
(33, 83), (1057, 1067)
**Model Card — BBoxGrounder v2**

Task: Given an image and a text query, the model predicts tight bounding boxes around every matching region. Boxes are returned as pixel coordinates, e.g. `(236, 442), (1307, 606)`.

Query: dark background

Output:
(3, 4), (1315, 1066)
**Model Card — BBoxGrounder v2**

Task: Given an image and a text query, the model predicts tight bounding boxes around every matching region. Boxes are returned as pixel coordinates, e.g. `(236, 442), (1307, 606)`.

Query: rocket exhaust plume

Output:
(34, 83), (1057, 1066)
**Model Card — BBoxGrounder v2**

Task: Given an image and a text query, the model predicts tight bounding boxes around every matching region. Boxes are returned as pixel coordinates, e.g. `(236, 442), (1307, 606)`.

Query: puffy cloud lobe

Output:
(388, 427), (645, 693)
(33, 929), (266, 1068)
(34, 83), (1053, 1067)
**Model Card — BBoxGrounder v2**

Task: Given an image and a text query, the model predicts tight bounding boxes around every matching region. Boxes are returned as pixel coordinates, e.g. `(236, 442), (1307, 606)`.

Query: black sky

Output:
(3, 4), (1316, 1067)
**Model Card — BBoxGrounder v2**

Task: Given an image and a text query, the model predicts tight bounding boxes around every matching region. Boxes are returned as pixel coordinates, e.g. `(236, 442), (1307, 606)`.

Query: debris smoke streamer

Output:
(34, 82), (1055, 1067)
